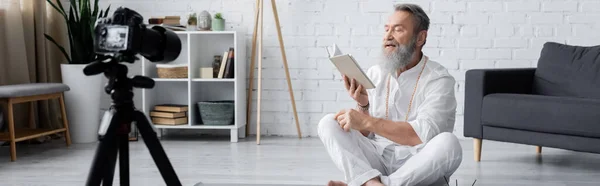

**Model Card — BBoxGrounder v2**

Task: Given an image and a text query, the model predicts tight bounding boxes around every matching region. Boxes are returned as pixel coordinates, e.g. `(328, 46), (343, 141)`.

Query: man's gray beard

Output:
(380, 38), (416, 76)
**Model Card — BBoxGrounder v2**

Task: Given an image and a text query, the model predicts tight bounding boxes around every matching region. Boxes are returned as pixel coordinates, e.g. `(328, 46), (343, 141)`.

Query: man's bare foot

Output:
(327, 180), (347, 186)
(363, 178), (384, 186)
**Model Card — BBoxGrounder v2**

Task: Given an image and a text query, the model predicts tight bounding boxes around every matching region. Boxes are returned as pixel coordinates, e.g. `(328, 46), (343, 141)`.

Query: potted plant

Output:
(44, 0), (111, 144)
(187, 13), (197, 31)
(212, 13), (225, 31)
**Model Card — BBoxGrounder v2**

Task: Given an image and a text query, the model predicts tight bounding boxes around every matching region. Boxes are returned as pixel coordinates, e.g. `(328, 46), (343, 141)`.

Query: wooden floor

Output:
(1, 135), (600, 186)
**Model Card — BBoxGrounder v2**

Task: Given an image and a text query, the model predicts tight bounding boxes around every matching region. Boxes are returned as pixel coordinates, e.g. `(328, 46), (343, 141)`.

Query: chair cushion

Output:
(0, 83), (70, 98)
(481, 93), (600, 138)
(534, 42), (600, 99)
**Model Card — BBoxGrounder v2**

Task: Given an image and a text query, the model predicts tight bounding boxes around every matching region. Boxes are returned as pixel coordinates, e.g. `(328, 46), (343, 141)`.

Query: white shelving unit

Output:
(141, 31), (246, 142)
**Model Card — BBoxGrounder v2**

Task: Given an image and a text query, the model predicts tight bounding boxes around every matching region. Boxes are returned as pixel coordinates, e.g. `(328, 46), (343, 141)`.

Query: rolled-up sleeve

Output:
(407, 74), (457, 144)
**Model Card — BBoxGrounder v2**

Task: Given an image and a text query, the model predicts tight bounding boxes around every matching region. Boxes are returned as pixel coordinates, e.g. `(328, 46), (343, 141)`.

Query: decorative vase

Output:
(212, 19), (225, 31)
(61, 64), (103, 143)
(212, 55), (222, 77)
(198, 11), (211, 31)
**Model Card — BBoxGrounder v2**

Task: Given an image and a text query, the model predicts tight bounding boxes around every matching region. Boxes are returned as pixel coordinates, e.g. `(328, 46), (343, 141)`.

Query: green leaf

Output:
(83, 0), (91, 15)
(71, 0), (79, 18)
(46, 0), (67, 20)
(68, 8), (81, 62)
(87, 0), (91, 19)
(69, 6), (77, 25)
(56, 0), (69, 16)
(92, 0), (99, 18)
(44, 34), (72, 64)
(69, 0), (79, 22)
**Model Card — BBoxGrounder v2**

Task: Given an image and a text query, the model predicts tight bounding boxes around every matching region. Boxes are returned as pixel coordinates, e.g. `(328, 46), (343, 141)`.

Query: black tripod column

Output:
(86, 112), (121, 186)
(119, 122), (130, 186)
(102, 136), (119, 186)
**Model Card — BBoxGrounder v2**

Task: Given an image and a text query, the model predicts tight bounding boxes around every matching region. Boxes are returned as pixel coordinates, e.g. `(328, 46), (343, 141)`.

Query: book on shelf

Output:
(150, 111), (187, 118)
(217, 48), (234, 78)
(217, 50), (229, 78)
(154, 104), (188, 113)
(152, 117), (188, 125)
(223, 47), (235, 78)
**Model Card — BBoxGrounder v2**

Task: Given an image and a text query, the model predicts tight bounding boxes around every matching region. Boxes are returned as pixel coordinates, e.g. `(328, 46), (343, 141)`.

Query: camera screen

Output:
(99, 25), (129, 51)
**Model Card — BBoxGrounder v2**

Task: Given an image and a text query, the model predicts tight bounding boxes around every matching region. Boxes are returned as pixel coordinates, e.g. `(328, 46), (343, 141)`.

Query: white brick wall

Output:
(94, 0), (600, 138)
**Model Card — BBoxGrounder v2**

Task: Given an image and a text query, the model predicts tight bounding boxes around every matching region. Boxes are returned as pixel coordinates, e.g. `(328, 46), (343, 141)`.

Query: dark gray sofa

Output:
(464, 42), (600, 162)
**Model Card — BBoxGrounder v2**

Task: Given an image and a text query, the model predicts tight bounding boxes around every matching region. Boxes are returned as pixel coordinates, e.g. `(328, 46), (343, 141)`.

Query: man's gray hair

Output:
(394, 4), (430, 33)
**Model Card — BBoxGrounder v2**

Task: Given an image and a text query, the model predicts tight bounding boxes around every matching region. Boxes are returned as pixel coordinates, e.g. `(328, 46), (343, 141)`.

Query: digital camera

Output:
(93, 7), (181, 63)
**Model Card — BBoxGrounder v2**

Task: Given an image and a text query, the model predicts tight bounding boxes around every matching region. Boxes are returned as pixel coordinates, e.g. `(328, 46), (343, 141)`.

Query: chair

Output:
(0, 83), (72, 161)
(464, 42), (600, 161)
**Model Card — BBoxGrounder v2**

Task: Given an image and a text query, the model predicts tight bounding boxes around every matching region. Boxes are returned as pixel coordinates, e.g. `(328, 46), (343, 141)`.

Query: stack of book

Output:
(150, 104), (188, 125)
(162, 16), (181, 26)
(216, 47), (235, 78)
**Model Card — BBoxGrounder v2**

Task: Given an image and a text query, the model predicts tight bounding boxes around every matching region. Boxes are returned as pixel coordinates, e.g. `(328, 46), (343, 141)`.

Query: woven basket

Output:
(157, 65), (188, 78)
(197, 100), (234, 125)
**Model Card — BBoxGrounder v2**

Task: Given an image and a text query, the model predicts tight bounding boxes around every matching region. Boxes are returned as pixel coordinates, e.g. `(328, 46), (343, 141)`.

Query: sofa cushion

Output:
(534, 42), (600, 99)
(481, 93), (600, 138)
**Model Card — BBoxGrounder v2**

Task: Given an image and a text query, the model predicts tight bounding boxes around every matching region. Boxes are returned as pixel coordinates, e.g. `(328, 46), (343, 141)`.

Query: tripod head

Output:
(83, 54), (154, 110)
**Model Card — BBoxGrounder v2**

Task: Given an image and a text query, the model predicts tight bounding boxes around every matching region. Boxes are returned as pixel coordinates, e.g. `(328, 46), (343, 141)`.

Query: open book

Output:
(326, 44), (376, 89)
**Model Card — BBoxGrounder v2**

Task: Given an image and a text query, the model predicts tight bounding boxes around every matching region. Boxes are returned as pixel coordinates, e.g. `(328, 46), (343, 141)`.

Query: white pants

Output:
(318, 114), (462, 186)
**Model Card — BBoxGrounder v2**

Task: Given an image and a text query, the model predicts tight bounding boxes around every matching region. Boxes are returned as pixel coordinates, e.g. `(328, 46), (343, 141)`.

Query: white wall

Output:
(95, 0), (600, 138)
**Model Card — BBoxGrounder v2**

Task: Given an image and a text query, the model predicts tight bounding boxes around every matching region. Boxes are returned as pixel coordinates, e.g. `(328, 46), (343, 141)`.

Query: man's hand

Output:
(335, 109), (372, 132)
(343, 75), (368, 106)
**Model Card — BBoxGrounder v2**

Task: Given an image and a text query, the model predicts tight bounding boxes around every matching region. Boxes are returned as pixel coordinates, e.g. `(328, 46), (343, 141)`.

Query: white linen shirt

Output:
(365, 55), (457, 157)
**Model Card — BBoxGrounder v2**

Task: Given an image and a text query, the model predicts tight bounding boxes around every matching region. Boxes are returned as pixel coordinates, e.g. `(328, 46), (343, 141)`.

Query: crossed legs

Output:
(318, 114), (462, 186)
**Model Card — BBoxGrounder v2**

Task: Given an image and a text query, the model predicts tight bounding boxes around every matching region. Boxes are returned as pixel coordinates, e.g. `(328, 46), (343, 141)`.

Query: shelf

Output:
(192, 78), (234, 82)
(153, 78), (188, 82)
(153, 124), (239, 129)
(141, 30), (247, 142)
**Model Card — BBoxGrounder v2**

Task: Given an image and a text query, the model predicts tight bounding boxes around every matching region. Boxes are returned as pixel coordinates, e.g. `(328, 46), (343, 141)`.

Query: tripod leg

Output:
(86, 112), (122, 186)
(119, 130), (130, 186)
(246, 0), (261, 137)
(271, 0), (302, 139)
(134, 111), (182, 186)
(102, 138), (119, 186)
(256, 0), (264, 145)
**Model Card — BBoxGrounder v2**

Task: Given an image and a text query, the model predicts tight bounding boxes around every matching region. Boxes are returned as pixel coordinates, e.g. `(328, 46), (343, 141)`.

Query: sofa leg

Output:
(474, 138), (482, 162)
(536, 146), (542, 154)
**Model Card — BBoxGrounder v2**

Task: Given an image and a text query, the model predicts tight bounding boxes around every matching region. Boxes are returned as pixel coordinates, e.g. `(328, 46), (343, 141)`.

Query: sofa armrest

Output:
(464, 68), (536, 138)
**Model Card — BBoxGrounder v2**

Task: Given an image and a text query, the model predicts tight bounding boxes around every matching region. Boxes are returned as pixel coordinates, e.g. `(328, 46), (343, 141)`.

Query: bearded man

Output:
(318, 4), (463, 186)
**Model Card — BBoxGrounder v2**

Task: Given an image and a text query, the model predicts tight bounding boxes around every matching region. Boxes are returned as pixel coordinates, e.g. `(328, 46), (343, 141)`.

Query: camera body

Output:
(93, 7), (181, 63)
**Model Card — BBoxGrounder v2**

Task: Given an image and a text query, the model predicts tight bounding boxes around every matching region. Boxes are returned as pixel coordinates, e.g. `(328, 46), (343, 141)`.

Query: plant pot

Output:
(212, 19), (225, 31)
(61, 64), (103, 143)
(187, 24), (197, 31)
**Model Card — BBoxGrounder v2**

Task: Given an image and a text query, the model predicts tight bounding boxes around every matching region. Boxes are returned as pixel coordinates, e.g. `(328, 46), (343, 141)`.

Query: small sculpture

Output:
(198, 10), (212, 31)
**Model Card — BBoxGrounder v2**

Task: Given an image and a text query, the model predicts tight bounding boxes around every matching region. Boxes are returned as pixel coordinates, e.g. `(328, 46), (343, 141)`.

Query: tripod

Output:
(84, 55), (182, 186)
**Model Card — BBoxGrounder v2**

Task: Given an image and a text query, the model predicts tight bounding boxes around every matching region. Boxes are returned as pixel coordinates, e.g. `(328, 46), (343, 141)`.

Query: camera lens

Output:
(114, 14), (123, 24)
